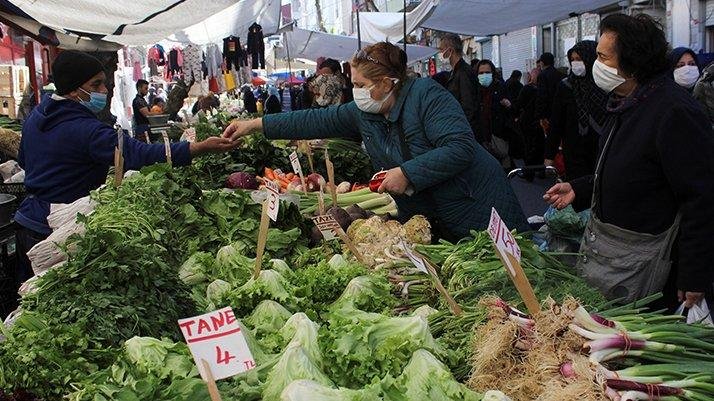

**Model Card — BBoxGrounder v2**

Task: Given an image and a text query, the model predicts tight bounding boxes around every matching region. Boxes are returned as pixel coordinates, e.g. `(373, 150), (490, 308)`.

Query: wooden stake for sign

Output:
(253, 200), (271, 279)
(113, 126), (124, 187)
(424, 259), (463, 316)
(302, 141), (315, 173)
(201, 359), (224, 401)
(317, 187), (326, 215)
(325, 150), (338, 207)
(335, 227), (366, 265)
(493, 246), (541, 314)
(162, 132), (172, 167)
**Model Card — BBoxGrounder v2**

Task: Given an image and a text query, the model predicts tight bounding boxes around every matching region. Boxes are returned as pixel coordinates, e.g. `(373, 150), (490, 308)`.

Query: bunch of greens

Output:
(230, 133), (294, 175)
(311, 139), (373, 184)
(68, 337), (208, 401)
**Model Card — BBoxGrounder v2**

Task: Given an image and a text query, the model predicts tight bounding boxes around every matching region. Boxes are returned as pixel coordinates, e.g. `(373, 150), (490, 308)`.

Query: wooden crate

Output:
(0, 65), (29, 98)
(0, 96), (20, 119)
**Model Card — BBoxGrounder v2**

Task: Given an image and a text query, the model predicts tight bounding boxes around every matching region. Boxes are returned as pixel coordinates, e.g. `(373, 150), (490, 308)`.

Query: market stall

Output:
(0, 107), (711, 400)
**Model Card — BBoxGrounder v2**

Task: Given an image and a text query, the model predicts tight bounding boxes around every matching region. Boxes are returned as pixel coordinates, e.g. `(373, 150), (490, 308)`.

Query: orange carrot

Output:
(286, 173), (295, 180)
(264, 167), (276, 180)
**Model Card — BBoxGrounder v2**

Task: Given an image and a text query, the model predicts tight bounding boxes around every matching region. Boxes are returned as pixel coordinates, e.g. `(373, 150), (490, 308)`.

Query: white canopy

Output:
(7, 0), (281, 46)
(277, 28), (437, 66)
(358, 0), (438, 43)
(422, 0), (619, 36)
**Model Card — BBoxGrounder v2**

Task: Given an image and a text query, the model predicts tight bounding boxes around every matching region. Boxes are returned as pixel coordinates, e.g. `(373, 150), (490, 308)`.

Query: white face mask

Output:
(592, 59), (626, 93)
(673, 65), (700, 89)
(570, 60), (586, 77)
(353, 79), (398, 114)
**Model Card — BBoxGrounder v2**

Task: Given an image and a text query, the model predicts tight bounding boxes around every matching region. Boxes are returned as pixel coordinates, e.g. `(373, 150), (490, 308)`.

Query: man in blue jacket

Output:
(14, 50), (235, 286)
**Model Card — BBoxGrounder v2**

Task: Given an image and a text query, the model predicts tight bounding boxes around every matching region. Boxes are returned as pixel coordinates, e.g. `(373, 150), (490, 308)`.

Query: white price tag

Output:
(178, 307), (256, 381)
(487, 208), (522, 277)
(289, 151), (302, 175)
(265, 180), (280, 222)
(312, 214), (340, 241)
(400, 241), (428, 273)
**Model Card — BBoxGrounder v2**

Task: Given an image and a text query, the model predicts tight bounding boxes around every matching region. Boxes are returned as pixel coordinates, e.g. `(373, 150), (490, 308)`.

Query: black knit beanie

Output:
(52, 50), (104, 95)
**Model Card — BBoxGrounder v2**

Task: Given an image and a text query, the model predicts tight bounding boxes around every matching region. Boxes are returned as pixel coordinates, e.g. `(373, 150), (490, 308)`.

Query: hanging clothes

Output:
(223, 36), (246, 70)
(183, 44), (203, 83)
(247, 22), (265, 69)
(205, 44), (223, 80)
(147, 45), (162, 76)
(167, 47), (184, 78)
(129, 48), (143, 82)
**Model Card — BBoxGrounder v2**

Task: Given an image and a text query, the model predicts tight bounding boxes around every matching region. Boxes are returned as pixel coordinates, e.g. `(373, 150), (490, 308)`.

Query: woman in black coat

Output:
(545, 41), (607, 181)
(475, 59), (511, 168)
(516, 68), (543, 168)
(545, 14), (714, 310)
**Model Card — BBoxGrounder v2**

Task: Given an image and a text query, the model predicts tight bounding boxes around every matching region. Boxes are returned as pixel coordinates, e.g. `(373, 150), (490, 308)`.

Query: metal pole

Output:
(356, 0), (362, 50)
(403, 0), (407, 52)
(285, 32), (293, 81)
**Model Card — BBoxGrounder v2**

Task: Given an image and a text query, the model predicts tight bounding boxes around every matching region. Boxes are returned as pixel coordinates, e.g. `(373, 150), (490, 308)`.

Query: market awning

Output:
(358, 0), (439, 43)
(6, 0), (281, 46)
(277, 28), (437, 66)
(421, 0), (620, 36)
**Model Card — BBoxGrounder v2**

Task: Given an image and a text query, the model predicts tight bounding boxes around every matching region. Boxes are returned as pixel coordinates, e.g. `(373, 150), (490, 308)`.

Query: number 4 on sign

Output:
(216, 346), (236, 365)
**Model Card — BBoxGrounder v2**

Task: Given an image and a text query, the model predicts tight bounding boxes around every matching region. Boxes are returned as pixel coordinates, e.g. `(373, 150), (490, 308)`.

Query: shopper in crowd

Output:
(535, 52), (566, 135)
(470, 58), (480, 75)
(342, 62), (354, 103)
(312, 73), (345, 107)
(432, 71), (450, 88)
(318, 58), (350, 104)
(544, 14), (714, 310)
(265, 86), (282, 114)
(669, 47), (701, 92)
(693, 62), (714, 123)
(242, 86), (258, 114)
(475, 59), (512, 169)
(504, 70), (524, 102)
(132, 79), (162, 142)
(439, 33), (479, 139)
(150, 97), (165, 114)
(545, 41), (606, 181)
(14, 51), (236, 287)
(516, 68), (544, 169)
(224, 42), (528, 240)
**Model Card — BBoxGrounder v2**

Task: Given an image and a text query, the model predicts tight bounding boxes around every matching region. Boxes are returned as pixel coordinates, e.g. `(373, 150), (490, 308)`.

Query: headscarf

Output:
(567, 40), (609, 136)
(668, 47), (701, 74)
(527, 67), (540, 85)
(312, 74), (343, 107)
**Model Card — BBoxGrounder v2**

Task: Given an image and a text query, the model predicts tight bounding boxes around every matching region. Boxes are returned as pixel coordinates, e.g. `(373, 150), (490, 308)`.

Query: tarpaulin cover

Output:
(422, 0), (620, 35)
(358, 0), (438, 43)
(277, 28), (436, 65)
(7, 0), (281, 46)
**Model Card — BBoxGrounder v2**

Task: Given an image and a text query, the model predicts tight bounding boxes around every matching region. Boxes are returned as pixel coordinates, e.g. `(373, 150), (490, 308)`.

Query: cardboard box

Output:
(0, 66), (30, 98)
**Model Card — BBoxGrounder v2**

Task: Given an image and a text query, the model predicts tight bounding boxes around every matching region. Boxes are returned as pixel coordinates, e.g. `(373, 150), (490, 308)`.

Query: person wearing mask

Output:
(544, 14), (714, 310)
(535, 52), (566, 135)
(132, 79), (163, 142)
(545, 41), (607, 181)
(475, 59), (512, 168)
(516, 68), (544, 169)
(669, 47), (701, 92)
(14, 51), (236, 288)
(223, 42), (528, 240)
(439, 34), (479, 139)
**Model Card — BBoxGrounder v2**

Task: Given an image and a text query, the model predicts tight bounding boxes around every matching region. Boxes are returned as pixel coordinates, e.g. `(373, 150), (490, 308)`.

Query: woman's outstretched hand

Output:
(543, 182), (575, 210)
(223, 118), (262, 142)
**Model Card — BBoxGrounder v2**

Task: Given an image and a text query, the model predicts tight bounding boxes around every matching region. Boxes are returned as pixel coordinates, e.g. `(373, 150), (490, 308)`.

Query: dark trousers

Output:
(15, 224), (49, 288)
(251, 51), (265, 69)
(523, 125), (545, 166)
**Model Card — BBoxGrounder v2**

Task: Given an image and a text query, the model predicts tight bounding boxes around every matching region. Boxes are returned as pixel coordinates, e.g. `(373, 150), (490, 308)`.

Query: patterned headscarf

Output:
(567, 40), (610, 136)
(312, 74), (344, 107)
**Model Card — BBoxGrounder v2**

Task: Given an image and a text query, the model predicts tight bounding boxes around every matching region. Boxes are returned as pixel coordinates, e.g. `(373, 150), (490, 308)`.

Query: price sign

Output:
(162, 132), (172, 167)
(312, 214), (340, 241)
(401, 241), (462, 315)
(178, 307), (256, 381)
(265, 180), (280, 222)
(487, 207), (540, 314)
(289, 151), (308, 194)
(289, 151), (302, 175)
(182, 127), (197, 142)
(488, 208), (522, 275)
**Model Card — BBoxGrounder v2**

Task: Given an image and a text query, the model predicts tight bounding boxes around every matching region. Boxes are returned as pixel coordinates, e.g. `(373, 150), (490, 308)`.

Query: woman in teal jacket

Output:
(225, 42), (528, 240)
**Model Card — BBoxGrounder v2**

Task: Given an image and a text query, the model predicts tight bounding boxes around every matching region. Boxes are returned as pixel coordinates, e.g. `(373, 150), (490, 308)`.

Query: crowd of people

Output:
(223, 13), (713, 312)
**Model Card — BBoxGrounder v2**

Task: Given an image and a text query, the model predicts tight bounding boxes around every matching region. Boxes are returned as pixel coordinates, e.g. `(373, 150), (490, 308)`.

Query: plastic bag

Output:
(0, 160), (21, 181)
(675, 299), (714, 326)
(4, 169), (24, 183)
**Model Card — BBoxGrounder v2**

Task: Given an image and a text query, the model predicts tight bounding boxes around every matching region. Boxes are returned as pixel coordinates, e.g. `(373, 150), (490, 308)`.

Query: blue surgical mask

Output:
(478, 73), (493, 87)
(78, 88), (107, 113)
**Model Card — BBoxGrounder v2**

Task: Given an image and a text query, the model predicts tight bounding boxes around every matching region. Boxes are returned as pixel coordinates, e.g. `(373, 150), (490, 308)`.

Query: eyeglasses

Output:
(354, 49), (385, 67)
